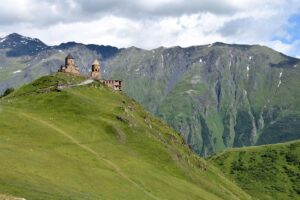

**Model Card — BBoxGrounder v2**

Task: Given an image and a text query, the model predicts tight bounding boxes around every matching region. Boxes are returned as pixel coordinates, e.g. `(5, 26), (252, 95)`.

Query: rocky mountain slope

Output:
(1, 33), (300, 156)
(209, 140), (300, 200)
(0, 73), (251, 200)
(105, 44), (300, 156)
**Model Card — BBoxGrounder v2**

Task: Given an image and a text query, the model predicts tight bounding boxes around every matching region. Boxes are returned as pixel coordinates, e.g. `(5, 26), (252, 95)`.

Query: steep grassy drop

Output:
(0, 73), (251, 200)
(209, 141), (300, 200)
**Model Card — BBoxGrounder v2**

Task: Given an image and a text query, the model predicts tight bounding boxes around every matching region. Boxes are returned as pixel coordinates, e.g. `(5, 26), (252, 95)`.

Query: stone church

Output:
(58, 54), (122, 91)
(58, 54), (80, 75)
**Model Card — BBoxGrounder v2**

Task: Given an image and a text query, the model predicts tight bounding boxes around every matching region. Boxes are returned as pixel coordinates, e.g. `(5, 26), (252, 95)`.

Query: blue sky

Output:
(0, 0), (299, 57)
(280, 14), (300, 44)
(270, 13), (300, 46)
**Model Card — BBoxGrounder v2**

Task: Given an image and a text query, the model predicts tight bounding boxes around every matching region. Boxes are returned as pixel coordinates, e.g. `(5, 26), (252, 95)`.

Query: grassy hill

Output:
(0, 73), (251, 200)
(209, 141), (300, 200)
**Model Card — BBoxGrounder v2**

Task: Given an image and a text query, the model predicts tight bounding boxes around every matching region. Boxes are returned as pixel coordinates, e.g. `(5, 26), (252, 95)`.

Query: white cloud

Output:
(0, 0), (299, 57)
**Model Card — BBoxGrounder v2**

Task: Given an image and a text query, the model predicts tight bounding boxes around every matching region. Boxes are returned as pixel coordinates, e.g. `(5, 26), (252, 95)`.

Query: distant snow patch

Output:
(208, 44), (213, 47)
(58, 50), (63, 53)
(277, 80), (282, 88)
(293, 65), (297, 68)
(0, 38), (6, 43)
(277, 71), (283, 87)
(199, 58), (202, 63)
(135, 68), (140, 72)
(191, 75), (201, 84)
(186, 89), (196, 94)
(244, 90), (247, 96)
(249, 56), (252, 60)
(20, 40), (28, 44)
(246, 65), (250, 78)
(12, 70), (22, 74)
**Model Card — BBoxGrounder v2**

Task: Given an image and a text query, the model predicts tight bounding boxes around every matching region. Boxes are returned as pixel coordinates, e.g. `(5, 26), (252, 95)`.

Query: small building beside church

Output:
(102, 80), (122, 91)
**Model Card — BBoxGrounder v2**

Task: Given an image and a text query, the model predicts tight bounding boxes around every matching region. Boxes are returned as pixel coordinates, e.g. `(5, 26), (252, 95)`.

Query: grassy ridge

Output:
(209, 141), (300, 200)
(0, 73), (251, 199)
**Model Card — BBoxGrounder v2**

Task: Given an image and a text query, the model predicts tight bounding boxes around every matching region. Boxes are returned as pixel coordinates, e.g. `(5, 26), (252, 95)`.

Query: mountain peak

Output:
(4, 32), (45, 44)
(0, 32), (48, 56)
(6, 32), (23, 38)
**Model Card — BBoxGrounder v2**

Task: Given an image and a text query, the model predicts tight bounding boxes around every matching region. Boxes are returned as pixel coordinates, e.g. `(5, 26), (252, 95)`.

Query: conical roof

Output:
(66, 54), (74, 59)
(92, 59), (100, 66)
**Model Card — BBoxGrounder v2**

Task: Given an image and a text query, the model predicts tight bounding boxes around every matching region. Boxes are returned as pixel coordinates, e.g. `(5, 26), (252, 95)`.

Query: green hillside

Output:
(209, 141), (300, 200)
(0, 73), (251, 200)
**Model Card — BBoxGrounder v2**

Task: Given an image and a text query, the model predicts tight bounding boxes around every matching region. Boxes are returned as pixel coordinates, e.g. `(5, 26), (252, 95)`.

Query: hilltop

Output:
(209, 140), (300, 200)
(0, 73), (251, 200)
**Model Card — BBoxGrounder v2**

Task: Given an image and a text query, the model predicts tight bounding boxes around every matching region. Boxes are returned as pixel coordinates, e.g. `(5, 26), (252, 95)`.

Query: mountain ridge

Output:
(1, 33), (300, 156)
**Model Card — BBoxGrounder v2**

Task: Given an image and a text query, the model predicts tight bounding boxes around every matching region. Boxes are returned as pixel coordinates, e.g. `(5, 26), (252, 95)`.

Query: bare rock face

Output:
(105, 43), (300, 156)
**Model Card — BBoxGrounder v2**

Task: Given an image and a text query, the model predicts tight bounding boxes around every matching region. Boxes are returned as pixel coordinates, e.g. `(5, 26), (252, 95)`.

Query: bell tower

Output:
(91, 59), (101, 80)
(65, 54), (75, 66)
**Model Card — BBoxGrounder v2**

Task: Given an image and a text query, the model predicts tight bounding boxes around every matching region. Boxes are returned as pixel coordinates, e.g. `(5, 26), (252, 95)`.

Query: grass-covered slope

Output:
(0, 73), (251, 200)
(209, 141), (300, 200)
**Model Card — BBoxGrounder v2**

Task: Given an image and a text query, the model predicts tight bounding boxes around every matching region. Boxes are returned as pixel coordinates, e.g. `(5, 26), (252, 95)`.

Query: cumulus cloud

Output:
(0, 0), (299, 57)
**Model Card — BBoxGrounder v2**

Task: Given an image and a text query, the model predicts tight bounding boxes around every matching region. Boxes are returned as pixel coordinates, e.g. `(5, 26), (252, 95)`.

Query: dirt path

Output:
(76, 79), (94, 86)
(7, 109), (160, 200)
(0, 194), (26, 200)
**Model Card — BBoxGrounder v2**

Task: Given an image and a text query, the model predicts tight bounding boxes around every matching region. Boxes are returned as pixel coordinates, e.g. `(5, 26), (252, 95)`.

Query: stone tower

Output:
(91, 59), (101, 80)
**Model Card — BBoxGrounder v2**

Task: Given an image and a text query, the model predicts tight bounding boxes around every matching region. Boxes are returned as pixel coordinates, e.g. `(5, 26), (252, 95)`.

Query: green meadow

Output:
(0, 73), (251, 200)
